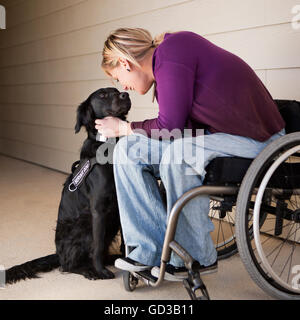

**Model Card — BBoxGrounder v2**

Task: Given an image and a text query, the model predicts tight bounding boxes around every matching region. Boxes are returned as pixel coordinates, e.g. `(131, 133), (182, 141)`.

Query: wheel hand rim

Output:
(253, 145), (300, 294)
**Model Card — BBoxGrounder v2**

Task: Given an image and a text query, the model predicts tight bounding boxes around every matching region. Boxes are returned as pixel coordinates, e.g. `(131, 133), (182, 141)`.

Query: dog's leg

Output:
(119, 227), (125, 256)
(91, 200), (115, 279)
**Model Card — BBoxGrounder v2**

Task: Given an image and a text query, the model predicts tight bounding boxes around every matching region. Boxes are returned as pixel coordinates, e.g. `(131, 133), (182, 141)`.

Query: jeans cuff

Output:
(128, 249), (161, 267)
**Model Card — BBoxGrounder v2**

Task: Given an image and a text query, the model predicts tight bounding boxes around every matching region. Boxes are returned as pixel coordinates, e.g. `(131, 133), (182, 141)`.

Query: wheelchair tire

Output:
(236, 133), (300, 300)
(123, 271), (138, 292)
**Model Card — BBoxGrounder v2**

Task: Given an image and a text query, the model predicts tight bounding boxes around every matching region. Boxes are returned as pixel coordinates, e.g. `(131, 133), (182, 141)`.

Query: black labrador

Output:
(5, 87), (130, 283)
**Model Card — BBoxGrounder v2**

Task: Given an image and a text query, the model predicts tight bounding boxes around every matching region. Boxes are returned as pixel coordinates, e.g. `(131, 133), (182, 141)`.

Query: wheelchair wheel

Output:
(209, 197), (238, 260)
(236, 133), (300, 300)
(123, 271), (139, 292)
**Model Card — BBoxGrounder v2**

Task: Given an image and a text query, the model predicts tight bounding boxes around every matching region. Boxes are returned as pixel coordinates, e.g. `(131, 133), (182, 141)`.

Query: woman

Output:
(96, 28), (285, 281)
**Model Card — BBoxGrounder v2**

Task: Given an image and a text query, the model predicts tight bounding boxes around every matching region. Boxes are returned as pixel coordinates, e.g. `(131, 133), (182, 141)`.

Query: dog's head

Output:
(75, 87), (131, 135)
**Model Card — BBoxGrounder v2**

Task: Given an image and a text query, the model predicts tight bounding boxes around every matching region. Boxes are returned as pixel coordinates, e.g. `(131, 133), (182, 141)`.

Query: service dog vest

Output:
(68, 158), (98, 192)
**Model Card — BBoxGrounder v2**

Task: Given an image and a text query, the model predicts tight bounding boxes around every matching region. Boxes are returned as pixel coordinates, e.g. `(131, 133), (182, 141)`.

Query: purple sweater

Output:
(131, 31), (284, 141)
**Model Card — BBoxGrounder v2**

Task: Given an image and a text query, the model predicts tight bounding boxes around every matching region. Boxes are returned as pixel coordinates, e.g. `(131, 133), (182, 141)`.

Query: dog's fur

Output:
(6, 87), (130, 283)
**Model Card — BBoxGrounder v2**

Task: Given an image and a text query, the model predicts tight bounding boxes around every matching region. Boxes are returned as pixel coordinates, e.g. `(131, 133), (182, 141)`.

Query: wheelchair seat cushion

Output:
(204, 157), (253, 185)
(204, 155), (300, 188)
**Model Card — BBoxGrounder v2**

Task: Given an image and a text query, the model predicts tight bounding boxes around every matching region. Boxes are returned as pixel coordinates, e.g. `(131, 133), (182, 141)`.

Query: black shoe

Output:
(198, 260), (218, 275)
(151, 261), (218, 282)
(151, 265), (188, 281)
(114, 257), (152, 272)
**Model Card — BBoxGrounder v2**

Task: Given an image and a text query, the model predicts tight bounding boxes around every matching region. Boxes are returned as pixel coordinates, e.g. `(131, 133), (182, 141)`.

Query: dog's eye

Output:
(99, 93), (107, 98)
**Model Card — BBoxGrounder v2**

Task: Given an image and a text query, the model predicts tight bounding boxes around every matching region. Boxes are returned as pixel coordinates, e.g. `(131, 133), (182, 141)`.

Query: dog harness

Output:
(68, 158), (98, 192)
(68, 134), (118, 192)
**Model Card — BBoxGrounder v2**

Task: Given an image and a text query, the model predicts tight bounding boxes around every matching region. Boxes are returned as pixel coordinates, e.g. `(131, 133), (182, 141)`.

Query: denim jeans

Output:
(110, 129), (285, 267)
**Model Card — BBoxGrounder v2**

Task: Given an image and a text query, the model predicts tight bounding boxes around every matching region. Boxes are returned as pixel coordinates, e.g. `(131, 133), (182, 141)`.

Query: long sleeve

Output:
(132, 31), (284, 141)
(131, 61), (195, 139)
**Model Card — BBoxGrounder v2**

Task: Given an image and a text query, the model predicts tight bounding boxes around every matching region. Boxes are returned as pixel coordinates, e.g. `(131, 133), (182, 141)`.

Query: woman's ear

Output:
(118, 57), (131, 71)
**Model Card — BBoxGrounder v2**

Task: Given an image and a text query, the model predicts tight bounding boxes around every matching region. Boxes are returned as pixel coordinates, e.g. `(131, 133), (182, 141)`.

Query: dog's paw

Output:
(82, 267), (114, 280)
(82, 269), (101, 280)
(97, 268), (115, 280)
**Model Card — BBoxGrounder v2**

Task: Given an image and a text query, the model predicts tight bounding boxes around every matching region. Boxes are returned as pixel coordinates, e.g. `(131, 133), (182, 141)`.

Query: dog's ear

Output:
(75, 98), (94, 133)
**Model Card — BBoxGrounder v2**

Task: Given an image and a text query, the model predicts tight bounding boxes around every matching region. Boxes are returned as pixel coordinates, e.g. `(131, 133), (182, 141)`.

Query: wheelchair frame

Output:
(121, 100), (300, 300)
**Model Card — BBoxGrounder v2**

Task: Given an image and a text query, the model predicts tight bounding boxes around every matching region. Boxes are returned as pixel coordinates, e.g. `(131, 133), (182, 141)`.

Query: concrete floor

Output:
(0, 154), (274, 300)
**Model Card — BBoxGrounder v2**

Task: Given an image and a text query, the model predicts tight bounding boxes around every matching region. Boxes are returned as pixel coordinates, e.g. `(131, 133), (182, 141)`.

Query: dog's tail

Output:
(5, 254), (60, 284)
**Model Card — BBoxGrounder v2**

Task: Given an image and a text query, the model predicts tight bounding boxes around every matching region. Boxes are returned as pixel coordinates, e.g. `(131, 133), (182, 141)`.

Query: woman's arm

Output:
(131, 61), (195, 137)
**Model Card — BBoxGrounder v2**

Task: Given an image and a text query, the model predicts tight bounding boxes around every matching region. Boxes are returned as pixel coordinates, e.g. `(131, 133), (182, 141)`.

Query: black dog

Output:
(5, 87), (130, 283)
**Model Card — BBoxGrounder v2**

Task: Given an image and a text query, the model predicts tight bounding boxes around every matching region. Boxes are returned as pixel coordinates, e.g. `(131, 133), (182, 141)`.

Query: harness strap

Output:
(68, 157), (98, 192)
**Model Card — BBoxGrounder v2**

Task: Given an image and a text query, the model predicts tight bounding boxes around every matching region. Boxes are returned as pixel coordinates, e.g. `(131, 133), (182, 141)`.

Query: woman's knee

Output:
(113, 133), (151, 165)
(159, 137), (205, 176)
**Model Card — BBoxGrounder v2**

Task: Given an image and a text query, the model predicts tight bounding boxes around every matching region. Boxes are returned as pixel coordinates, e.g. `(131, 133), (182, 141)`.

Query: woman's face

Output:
(109, 60), (153, 95)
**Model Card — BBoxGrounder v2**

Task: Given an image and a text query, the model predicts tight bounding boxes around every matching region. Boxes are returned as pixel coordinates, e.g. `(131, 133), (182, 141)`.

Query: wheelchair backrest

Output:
(274, 99), (300, 133)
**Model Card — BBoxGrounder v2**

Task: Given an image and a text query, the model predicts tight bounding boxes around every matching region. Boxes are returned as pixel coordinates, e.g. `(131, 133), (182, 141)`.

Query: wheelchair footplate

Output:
(123, 241), (210, 300)
(133, 270), (157, 285)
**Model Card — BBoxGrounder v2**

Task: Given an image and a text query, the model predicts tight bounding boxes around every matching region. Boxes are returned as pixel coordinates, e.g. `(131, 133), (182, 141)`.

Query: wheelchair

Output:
(122, 99), (300, 300)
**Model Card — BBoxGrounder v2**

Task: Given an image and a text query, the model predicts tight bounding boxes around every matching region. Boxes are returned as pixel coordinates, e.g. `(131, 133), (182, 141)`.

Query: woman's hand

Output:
(95, 117), (133, 138)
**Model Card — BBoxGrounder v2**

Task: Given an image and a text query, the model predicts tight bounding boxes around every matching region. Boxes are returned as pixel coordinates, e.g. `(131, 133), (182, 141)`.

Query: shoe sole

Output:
(114, 259), (152, 272)
(151, 267), (186, 282)
(199, 266), (218, 276)
(151, 266), (218, 282)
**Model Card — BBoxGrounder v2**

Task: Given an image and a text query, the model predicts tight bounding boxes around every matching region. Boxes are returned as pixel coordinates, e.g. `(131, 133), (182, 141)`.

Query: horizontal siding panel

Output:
(0, 0), (25, 8)
(0, 68), (270, 130)
(0, 67), (281, 108)
(0, 121), (84, 153)
(0, 0), (189, 48)
(0, 54), (102, 85)
(0, 108), (157, 172)
(267, 68), (300, 101)
(0, 137), (78, 172)
(0, 80), (108, 105)
(5, 0), (85, 28)
(0, 13), (299, 72)
(2, 0), (297, 50)
(265, 0), (299, 25)
(0, 106), (155, 154)
(0, 80), (156, 109)
(0, 27), (99, 67)
(0, 25), (298, 86)
(207, 23), (300, 70)
(0, 102), (156, 129)
(0, 103), (77, 129)
(0, 0), (298, 68)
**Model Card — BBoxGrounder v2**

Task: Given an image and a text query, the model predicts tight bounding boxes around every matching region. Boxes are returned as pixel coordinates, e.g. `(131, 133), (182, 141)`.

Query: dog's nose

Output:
(119, 92), (129, 100)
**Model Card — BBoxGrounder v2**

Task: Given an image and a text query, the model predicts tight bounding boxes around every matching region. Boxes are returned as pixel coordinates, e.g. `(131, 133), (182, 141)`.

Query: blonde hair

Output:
(101, 27), (168, 75)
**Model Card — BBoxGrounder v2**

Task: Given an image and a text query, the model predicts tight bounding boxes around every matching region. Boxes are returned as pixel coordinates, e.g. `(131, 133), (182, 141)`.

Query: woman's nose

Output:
(119, 92), (129, 100)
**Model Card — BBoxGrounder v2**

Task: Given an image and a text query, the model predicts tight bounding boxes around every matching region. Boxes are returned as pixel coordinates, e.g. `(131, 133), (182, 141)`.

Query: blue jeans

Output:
(111, 129), (285, 267)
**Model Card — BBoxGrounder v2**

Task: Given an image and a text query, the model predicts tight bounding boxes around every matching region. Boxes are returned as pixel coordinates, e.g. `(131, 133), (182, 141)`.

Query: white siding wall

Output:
(0, 0), (299, 172)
